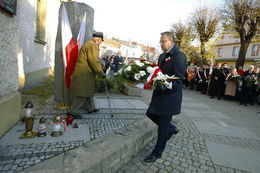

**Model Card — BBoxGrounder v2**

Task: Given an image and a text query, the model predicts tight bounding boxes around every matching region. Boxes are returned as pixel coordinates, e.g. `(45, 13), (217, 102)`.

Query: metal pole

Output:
(103, 79), (113, 117)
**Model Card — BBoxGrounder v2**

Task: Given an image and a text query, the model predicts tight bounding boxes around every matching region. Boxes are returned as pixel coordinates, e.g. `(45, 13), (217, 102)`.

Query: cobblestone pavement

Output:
(0, 92), (151, 173)
(117, 115), (249, 173)
(117, 89), (260, 173)
(1, 89), (259, 173)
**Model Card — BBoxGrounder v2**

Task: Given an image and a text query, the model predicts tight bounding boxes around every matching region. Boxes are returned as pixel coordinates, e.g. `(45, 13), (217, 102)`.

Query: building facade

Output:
(0, 0), (93, 137)
(215, 34), (260, 69)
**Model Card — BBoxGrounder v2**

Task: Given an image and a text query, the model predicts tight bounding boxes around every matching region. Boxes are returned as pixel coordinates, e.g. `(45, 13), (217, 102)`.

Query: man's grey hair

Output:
(161, 31), (175, 41)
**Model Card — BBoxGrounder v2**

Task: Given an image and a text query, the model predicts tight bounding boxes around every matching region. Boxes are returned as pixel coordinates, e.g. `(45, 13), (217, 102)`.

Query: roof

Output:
(112, 38), (135, 48)
(103, 38), (121, 48)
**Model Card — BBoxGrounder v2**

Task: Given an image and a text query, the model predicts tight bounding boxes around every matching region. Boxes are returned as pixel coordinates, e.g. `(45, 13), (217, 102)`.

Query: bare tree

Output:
(191, 7), (220, 62)
(171, 21), (195, 48)
(171, 21), (186, 48)
(170, 21), (196, 63)
(222, 0), (260, 68)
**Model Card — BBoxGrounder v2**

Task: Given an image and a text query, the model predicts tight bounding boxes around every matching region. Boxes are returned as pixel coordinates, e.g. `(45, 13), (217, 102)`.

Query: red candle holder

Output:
(66, 115), (74, 125)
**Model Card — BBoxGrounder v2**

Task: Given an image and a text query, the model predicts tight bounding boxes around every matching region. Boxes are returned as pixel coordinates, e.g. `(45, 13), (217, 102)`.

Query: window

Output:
(251, 44), (259, 56)
(218, 48), (223, 57)
(35, 0), (46, 44)
(232, 46), (239, 56)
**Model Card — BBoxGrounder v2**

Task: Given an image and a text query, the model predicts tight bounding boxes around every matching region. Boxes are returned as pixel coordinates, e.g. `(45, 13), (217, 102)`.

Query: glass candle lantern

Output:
(37, 117), (47, 137)
(20, 102), (37, 139)
(51, 115), (66, 137)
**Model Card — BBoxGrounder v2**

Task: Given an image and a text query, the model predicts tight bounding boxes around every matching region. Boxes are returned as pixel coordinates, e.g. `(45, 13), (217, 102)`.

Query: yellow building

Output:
(215, 34), (260, 69)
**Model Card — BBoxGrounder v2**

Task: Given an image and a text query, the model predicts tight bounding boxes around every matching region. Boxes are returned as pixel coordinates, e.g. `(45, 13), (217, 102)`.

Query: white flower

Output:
(135, 83), (144, 89)
(118, 68), (123, 74)
(139, 71), (146, 77)
(146, 67), (155, 74)
(163, 81), (172, 89)
(135, 61), (144, 67)
(125, 66), (132, 72)
(168, 82), (172, 89)
(134, 73), (141, 81)
(155, 72), (168, 81)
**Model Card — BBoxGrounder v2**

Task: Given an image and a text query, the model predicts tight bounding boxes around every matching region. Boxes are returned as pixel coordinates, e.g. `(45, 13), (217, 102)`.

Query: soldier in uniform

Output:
(144, 32), (187, 163)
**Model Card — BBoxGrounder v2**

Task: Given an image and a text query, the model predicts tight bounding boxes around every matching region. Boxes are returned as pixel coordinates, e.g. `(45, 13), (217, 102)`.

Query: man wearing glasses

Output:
(144, 31), (187, 163)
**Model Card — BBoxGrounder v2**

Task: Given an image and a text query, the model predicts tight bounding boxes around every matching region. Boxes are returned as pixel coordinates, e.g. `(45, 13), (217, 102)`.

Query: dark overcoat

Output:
(147, 45), (187, 116)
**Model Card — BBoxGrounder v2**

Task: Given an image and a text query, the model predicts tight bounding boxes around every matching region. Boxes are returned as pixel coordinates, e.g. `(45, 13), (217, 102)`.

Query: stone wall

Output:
(0, 7), (19, 98)
(0, 3), (21, 137)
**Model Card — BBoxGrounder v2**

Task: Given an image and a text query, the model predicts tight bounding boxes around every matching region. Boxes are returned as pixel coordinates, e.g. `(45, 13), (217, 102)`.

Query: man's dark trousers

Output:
(147, 114), (176, 157)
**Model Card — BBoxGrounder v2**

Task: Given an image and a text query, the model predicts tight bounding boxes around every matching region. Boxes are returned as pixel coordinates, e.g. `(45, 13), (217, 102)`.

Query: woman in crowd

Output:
(224, 68), (239, 100)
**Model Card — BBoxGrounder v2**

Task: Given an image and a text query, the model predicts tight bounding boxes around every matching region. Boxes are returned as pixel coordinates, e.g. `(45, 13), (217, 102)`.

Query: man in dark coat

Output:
(114, 52), (124, 72)
(210, 63), (224, 99)
(240, 65), (256, 106)
(144, 31), (187, 163)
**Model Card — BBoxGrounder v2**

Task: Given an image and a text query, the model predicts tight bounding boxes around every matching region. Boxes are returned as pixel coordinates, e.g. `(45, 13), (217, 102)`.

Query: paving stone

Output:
(1, 90), (259, 173)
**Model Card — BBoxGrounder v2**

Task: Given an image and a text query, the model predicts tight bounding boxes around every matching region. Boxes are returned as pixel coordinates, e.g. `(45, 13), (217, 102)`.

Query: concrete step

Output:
(21, 117), (157, 173)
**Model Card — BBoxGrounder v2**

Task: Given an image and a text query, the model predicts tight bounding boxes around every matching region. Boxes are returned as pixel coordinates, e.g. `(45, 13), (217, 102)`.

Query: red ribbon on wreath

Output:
(144, 66), (162, 89)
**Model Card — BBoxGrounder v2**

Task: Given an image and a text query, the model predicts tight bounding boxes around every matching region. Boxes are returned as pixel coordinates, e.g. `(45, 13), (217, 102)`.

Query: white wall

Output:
(18, 0), (60, 74)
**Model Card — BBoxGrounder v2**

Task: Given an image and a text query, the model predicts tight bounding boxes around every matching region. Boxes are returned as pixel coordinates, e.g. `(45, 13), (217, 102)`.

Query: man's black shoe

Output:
(67, 112), (83, 119)
(143, 154), (160, 163)
(87, 108), (100, 114)
(167, 128), (179, 140)
(210, 96), (214, 99)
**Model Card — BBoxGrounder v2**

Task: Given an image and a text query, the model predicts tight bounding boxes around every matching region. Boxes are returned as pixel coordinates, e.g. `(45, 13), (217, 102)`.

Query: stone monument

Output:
(54, 2), (94, 108)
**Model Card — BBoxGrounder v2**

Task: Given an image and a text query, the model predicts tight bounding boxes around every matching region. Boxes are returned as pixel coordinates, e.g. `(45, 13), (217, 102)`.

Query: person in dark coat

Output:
(210, 63), (224, 99)
(114, 52), (124, 72)
(201, 64), (209, 94)
(144, 31), (187, 163)
(240, 65), (256, 106)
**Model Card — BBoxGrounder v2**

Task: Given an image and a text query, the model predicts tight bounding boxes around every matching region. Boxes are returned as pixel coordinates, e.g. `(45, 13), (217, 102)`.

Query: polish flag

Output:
(77, 12), (86, 50)
(65, 12), (86, 88)
(61, 4), (78, 88)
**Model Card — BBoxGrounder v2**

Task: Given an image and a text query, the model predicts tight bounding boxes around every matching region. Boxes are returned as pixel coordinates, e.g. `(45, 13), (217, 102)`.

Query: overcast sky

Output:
(75, 0), (224, 48)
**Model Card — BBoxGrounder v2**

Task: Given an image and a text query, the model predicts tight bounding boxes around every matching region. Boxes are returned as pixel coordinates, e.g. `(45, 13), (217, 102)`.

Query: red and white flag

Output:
(77, 12), (86, 50)
(61, 4), (78, 88)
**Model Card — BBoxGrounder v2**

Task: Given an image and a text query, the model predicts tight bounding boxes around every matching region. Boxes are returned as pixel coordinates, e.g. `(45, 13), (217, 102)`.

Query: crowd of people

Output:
(184, 63), (260, 106)
(100, 52), (125, 79)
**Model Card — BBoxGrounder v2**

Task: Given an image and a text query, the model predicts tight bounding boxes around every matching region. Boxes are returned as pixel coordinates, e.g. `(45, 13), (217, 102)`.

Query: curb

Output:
(22, 117), (157, 173)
